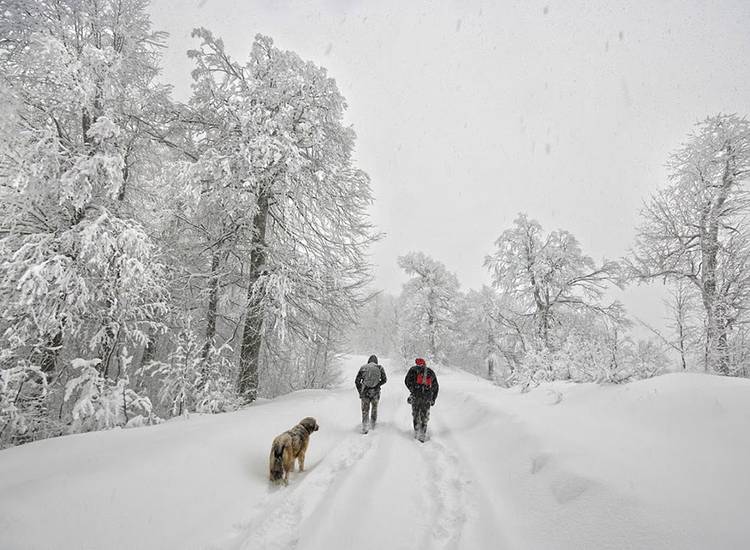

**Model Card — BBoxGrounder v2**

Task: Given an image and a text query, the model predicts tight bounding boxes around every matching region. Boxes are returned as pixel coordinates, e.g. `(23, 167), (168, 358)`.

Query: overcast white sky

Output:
(149, 0), (750, 328)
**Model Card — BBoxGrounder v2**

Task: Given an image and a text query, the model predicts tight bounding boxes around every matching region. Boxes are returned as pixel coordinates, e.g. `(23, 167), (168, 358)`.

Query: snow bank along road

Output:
(1, 355), (749, 549)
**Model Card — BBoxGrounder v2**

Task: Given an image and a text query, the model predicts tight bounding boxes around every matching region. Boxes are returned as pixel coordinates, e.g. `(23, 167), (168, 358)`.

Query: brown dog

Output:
(269, 417), (319, 485)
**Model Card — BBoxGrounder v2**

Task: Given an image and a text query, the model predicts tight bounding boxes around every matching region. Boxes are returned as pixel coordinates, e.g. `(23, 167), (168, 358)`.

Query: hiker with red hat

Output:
(404, 357), (439, 442)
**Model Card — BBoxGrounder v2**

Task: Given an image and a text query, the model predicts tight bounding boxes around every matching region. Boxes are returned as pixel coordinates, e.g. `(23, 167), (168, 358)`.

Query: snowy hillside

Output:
(1, 356), (749, 550)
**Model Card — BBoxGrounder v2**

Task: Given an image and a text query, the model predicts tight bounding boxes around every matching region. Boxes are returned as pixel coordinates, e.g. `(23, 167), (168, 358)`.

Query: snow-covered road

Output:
(2, 355), (750, 549)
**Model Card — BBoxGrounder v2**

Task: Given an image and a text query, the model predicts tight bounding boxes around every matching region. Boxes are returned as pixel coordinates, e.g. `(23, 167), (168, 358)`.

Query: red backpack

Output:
(416, 370), (433, 387)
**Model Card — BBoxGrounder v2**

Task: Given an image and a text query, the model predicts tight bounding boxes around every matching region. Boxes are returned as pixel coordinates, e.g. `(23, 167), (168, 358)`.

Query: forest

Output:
(1, 0), (749, 449)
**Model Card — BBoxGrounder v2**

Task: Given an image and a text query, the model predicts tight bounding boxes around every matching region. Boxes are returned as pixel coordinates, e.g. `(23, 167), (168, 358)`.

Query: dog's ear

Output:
(314, 422), (319, 431)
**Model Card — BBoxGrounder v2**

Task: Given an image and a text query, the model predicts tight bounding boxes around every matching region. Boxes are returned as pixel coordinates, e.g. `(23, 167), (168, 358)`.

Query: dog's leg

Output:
(282, 446), (293, 485)
(298, 451), (305, 472)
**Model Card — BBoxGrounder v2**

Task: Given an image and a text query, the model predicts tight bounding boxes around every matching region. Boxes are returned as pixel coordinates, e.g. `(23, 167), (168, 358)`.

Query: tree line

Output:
(0, 0), (377, 447)
(350, 115), (750, 387)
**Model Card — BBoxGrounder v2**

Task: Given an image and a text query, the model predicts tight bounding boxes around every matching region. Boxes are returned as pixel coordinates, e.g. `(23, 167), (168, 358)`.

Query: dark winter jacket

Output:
(355, 361), (387, 399)
(405, 364), (439, 405)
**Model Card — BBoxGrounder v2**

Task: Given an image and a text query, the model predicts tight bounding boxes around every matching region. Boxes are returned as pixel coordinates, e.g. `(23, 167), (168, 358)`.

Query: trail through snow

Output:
(2, 355), (750, 549)
(218, 361), (493, 550)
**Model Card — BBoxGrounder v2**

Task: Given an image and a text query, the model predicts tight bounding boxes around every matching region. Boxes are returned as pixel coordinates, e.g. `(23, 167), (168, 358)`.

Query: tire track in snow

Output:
(216, 432), (376, 550)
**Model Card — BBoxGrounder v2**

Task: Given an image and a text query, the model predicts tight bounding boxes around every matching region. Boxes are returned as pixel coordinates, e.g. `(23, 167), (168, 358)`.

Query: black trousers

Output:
(411, 400), (431, 434)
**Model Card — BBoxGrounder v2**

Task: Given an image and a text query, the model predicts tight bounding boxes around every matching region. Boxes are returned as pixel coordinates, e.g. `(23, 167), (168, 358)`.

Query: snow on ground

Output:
(1, 356), (750, 549)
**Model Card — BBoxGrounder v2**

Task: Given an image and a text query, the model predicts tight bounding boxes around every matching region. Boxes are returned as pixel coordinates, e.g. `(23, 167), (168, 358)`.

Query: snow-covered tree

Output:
(485, 214), (621, 350)
(452, 287), (525, 379)
(1, 8), (380, 446)
(347, 293), (399, 358)
(185, 30), (378, 402)
(157, 146), (248, 383)
(144, 322), (237, 417)
(512, 306), (664, 389)
(0, 0), (171, 443)
(630, 114), (750, 374)
(64, 352), (158, 433)
(639, 280), (702, 372)
(397, 252), (460, 364)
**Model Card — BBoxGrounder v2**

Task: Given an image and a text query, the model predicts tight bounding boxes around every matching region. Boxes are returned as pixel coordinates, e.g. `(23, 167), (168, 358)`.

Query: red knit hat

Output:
(415, 358), (426, 367)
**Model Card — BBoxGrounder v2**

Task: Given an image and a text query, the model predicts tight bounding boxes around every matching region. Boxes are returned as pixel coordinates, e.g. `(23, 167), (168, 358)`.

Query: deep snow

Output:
(1, 356), (749, 549)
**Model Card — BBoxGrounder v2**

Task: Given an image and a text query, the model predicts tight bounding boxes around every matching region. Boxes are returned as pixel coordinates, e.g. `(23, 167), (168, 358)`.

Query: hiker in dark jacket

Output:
(404, 357), (439, 442)
(355, 354), (387, 434)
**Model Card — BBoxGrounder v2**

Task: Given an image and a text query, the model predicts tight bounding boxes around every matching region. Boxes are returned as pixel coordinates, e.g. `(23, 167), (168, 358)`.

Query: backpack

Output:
(414, 368), (433, 395)
(362, 364), (381, 388)
(416, 371), (433, 388)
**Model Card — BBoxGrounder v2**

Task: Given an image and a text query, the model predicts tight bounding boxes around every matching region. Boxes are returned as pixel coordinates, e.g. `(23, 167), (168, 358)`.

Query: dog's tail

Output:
(269, 441), (285, 483)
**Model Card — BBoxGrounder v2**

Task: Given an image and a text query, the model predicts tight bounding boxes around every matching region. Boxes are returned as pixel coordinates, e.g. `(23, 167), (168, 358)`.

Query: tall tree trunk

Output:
(82, 109), (93, 146)
(141, 332), (158, 367)
(427, 311), (436, 360)
(426, 289), (437, 360)
(700, 143), (735, 375)
(117, 154), (130, 201)
(717, 326), (729, 374)
(40, 328), (63, 382)
(99, 266), (122, 378)
(674, 282), (689, 371)
(703, 308), (730, 375)
(716, 304), (730, 374)
(701, 211), (721, 372)
(701, 235), (731, 374)
(84, 82), (118, 377)
(677, 322), (687, 371)
(237, 190), (270, 403)
(609, 327), (620, 377)
(201, 250), (221, 375)
(541, 306), (551, 351)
